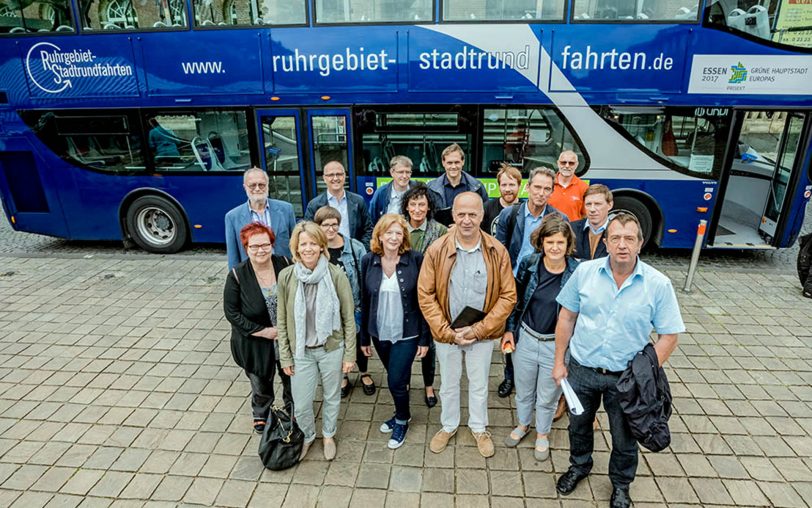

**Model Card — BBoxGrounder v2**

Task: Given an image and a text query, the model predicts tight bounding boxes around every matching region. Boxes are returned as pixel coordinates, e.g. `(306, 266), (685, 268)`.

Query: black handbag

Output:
(258, 405), (304, 470)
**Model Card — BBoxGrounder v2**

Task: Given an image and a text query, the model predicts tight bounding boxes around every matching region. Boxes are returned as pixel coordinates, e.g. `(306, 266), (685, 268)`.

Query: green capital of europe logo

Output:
(729, 62), (748, 84)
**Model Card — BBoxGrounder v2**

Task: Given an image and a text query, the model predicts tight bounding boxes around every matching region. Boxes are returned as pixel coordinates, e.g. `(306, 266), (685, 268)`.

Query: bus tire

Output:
(612, 196), (653, 247)
(125, 195), (188, 254)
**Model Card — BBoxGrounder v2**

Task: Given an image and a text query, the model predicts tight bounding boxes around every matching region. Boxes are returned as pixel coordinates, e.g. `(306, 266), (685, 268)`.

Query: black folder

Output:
(450, 306), (487, 329)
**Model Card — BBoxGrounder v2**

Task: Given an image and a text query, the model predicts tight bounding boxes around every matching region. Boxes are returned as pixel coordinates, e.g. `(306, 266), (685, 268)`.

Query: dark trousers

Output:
(567, 359), (639, 488)
(805, 270), (812, 296)
(503, 352), (514, 382)
(373, 336), (418, 422)
(246, 359), (293, 420)
(421, 341), (436, 387)
(355, 332), (369, 373)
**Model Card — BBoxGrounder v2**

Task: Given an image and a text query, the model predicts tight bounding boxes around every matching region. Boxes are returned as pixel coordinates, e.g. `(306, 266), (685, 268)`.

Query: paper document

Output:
(560, 378), (584, 416)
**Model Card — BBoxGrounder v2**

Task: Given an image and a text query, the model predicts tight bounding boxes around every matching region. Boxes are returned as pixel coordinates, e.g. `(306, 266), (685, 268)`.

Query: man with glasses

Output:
(226, 167), (296, 269)
(548, 150), (589, 221)
(305, 161), (373, 248)
(369, 155), (435, 221)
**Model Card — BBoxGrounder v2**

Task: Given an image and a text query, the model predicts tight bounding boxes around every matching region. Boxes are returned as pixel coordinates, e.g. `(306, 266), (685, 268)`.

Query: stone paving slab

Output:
(0, 225), (811, 506)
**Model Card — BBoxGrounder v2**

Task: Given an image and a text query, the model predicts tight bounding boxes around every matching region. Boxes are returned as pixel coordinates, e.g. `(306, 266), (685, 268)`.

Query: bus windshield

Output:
(704, 0), (812, 49)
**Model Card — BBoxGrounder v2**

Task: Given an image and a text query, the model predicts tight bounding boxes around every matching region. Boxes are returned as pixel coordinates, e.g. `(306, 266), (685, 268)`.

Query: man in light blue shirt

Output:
(552, 212), (684, 508)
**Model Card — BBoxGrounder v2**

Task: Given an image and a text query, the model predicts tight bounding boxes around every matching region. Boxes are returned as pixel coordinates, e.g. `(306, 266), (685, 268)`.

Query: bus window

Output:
(443, 0), (565, 21)
(194, 0), (306, 26)
(21, 111), (145, 172)
(598, 106), (732, 179)
(311, 115), (349, 193)
(482, 108), (584, 174)
(261, 116), (304, 216)
(704, 0), (811, 48)
(356, 110), (471, 177)
(146, 110), (250, 171)
(0, 0), (74, 34)
(79, 0), (187, 30)
(315, 0), (433, 23)
(572, 0), (700, 21)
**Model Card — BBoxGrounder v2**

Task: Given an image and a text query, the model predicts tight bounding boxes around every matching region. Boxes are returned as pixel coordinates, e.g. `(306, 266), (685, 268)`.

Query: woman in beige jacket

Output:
(277, 222), (356, 462)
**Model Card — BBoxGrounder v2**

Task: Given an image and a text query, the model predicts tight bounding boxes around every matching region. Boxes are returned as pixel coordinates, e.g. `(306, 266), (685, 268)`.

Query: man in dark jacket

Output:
(552, 213), (684, 508)
(305, 161), (373, 248)
(426, 144), (488, 226)
(571, 184), (613, 261)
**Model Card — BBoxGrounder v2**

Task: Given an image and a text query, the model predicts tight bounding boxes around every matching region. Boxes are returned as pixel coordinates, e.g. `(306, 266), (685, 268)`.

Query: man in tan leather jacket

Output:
(418, 192), (517, 458)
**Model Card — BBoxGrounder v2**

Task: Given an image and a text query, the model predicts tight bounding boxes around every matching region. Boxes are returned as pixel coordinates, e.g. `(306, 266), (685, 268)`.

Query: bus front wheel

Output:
(611, 196), (653, 248)
(125, 195), (188, 254)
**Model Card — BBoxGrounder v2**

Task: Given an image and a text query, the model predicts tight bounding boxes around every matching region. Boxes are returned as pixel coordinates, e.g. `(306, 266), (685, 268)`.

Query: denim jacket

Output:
(359, 250), (430, 348)
(337, 234), (366, 325)
(506, 252), (580, 334)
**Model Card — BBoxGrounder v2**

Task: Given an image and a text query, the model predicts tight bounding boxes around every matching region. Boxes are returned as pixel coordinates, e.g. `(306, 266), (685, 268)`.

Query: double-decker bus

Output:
(0, 0), (810, 253)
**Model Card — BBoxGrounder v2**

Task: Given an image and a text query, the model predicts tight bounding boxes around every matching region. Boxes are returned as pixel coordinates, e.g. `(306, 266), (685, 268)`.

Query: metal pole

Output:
(683, 219), (707, 292)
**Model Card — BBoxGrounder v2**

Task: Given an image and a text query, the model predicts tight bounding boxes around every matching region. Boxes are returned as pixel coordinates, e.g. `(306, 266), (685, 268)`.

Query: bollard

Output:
(683, 219), (707, 292)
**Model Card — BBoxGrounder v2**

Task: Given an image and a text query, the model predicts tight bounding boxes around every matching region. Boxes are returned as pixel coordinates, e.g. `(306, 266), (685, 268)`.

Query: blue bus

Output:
(0, 0), (810, 253)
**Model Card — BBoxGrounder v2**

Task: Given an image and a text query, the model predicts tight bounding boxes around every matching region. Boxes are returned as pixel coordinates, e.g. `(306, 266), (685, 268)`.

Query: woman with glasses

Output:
(360, 214), (429, 449)
(277, 222), (356, 461)
(501, 215), (579, 461)
(313, 205), (376, 398)
(400, 183), (447, 407)
(223, 223), (293, 434)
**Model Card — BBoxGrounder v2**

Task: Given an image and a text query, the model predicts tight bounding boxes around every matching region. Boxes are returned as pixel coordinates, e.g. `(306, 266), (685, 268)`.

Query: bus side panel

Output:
(0, 149), (70, 239)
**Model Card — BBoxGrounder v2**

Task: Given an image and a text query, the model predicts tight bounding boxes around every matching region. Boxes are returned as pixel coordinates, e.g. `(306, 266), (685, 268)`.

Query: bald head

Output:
(322, 161), (346, 196)
(452, 192), (484, 241)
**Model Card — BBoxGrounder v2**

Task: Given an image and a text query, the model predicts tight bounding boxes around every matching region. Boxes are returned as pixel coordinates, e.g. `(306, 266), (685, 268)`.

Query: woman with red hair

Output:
(223, 222), (293, 433)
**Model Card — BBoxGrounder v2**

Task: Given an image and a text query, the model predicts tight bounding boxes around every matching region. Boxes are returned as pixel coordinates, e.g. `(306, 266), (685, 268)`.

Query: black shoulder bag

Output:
(258, 405), (304, 470)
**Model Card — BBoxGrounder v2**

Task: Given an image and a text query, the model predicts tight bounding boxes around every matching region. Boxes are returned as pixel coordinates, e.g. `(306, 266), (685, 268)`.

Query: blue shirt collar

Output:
(523, 202), (547, 219)
(585, 219), (609, 235)
(599, 255), (644, 280)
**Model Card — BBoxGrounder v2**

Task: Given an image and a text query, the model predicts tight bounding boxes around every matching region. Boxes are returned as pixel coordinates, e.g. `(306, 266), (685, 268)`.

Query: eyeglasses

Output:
(558, 160), (577, 166)
(246, 182), (267, 190)
(320, 223), (340, 230)
(392, 170), (412, 176)
(324, 173), (344, 180)
(247, 243), (272, 252)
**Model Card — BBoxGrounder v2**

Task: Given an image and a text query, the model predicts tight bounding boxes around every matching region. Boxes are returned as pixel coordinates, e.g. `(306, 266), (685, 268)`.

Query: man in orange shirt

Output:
(548, 151), (588, 221)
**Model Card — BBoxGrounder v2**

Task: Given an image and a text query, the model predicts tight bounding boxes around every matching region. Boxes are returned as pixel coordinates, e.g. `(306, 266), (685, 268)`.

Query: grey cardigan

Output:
(276, 261), (357, 368)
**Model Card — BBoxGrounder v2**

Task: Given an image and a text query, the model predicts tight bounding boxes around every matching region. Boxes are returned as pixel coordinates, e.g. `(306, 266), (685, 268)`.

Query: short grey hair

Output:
(389, 155), (413, 170)
(528, 166), (556, 186)
(243, 167), (268, 184)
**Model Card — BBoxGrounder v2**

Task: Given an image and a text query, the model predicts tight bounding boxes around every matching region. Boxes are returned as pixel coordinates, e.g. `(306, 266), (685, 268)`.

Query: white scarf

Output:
(293, 256), (341, 360)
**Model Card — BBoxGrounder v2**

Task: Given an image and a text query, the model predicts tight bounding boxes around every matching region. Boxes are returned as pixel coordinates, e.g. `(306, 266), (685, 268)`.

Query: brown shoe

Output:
(471, 430), (495, 458)
(553, 396), (567, 422)
(429, 429), (456, 454)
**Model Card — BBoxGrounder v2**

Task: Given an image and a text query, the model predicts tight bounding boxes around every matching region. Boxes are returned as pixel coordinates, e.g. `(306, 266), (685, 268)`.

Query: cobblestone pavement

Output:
(0, 209), (811, 507)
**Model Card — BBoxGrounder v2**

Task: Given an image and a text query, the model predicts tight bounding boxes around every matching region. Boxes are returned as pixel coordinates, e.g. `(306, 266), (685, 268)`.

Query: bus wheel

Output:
(125, 195), (188, 254)
(612, 196), (653, 247)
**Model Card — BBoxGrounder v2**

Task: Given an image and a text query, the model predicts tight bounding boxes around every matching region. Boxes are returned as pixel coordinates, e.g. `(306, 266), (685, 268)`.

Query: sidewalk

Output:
(0, 254), (810, 507)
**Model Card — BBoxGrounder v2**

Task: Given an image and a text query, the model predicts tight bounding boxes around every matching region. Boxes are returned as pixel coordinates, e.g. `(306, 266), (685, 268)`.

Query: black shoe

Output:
(424, 389), (437, 408)
(556, 468), (589, 495)
(803, 290), (812, 299)
(360, 374), (376, 396)
(497, 378), (514, 398)
(340, 376), (352, 398)
(610, 486), (632, 508)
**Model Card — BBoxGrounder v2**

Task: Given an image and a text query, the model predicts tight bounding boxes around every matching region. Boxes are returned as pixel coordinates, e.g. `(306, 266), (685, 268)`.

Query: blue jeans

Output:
(568, 358), (639, 488)
(372, 337), (418, 423)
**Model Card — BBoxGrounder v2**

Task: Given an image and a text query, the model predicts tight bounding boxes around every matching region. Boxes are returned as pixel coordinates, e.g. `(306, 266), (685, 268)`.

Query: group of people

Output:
(223, 144), (684, 508)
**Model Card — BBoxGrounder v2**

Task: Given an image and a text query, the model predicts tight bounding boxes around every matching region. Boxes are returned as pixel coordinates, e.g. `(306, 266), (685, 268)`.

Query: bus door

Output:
(712, 111), (807, 247)
(256, 109), (308, 216)
(0, 149), (69, 238)
(305, 109), (354, 197)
